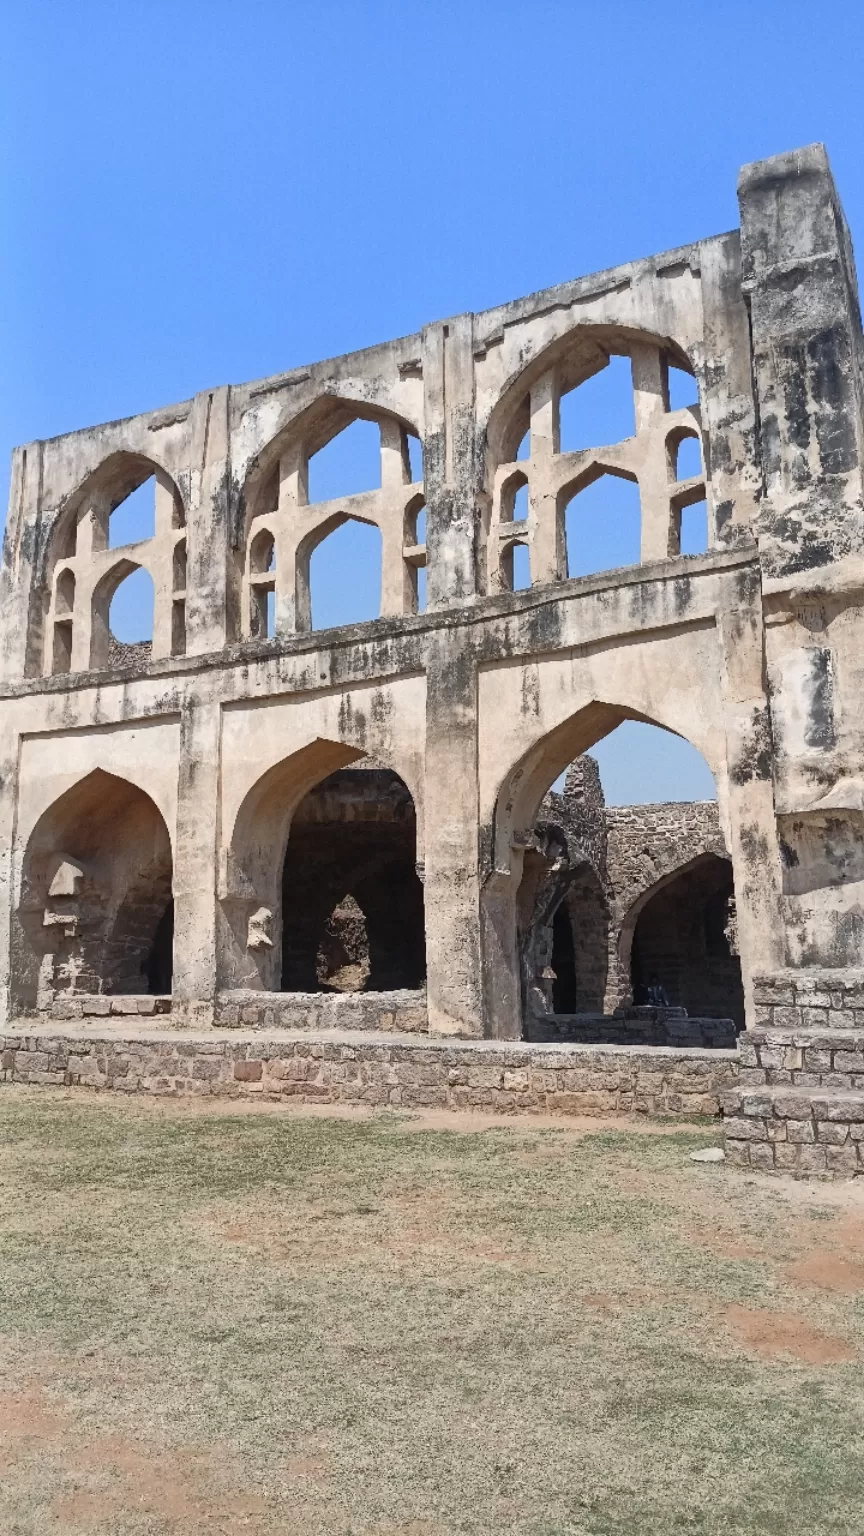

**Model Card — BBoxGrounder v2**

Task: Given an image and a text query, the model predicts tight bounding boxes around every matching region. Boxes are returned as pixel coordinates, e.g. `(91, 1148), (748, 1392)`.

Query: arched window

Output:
(404, 498), (427, 614)
(55, 568), (75, 617)
(407, 434), (423, 484)
(500, 540), (531, 592)
(563, 474), (641, 578)
(307, 418), (381, 502)
(108, 567), (154, 650)
(310, 521), (382, 630)
(674, 435), (702, 480)
(109, 478), (156, 547)
(559, 356), (635, 452)
(247, 530), (276, 639)
(667, 365), (699, 410)
(678, 498), (708, 556)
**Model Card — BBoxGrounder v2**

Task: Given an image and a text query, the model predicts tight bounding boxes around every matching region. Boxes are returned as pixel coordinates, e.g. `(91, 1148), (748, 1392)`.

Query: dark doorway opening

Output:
(281, 768), (426, 992)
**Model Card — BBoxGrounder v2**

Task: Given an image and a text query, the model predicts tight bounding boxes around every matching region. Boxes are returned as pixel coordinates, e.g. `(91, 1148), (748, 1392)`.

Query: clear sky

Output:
(3, 1), (862, 804)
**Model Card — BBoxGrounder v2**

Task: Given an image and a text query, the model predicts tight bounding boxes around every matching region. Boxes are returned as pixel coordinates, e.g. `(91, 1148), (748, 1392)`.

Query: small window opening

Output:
(407, 434), (423, 483)
(310, 520), (381, 630)
(109, 478), (155, 548)
(416, 567), (427, 612)
(250, 583), (275, 640)
(675, 436), (702, 481)
(559, 356), (635, 452)
(52, 621), (73, 675)
(172, 540), (187, 593)
(55, 568), (75, 617)
(307, 418), (381, 504)
(679, 499), (708, 556)
(171, 599), (186, 656)
(250, 530), (276, 574)
(515, 430), (530, 462)
(668, 366), (698, 410)
(109, 567), (154, 643)
(171, 488), (186, 529)
(564, 475), (641, 578)
(413, 506), (426, 545)
(512, 483), (528, 523)
(502, 542), (531, 592)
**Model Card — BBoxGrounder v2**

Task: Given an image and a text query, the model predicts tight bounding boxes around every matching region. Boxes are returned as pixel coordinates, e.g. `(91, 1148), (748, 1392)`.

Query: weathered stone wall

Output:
(2, 143), (864, 1119)
(0, 1026), (736, 1117)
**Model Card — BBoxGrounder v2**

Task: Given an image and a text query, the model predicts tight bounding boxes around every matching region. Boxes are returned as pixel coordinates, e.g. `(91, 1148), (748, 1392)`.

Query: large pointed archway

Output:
(13, 768), (174, 1012)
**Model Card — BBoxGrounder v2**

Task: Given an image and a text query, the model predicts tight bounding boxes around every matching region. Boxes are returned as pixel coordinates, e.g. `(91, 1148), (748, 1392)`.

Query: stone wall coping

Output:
(753, 969), (864, 986)
(748, 1026), (864, 1047)
(2, 1023), (736, 1062)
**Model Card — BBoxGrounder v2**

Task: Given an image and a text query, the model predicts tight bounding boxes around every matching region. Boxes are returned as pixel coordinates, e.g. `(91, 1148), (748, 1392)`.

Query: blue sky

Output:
(3, 1), (862, 804)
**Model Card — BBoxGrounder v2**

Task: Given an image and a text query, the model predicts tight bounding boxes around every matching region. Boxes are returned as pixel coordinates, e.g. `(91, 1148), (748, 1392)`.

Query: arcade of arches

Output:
(6, 145), (864, 1172)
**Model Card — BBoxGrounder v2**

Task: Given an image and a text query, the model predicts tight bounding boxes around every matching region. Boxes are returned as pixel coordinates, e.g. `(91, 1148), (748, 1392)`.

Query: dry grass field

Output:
(1, 1086), (864, 1534)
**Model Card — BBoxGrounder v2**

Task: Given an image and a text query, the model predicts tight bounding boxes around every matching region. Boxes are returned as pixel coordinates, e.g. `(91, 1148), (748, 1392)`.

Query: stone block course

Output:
(0, 1025), (736, 1120)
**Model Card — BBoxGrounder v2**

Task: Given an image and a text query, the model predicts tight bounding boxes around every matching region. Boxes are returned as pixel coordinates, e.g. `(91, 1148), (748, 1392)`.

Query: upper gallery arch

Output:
(235, 391), (426, 638)
(35, 450), (188, 677)
(479, 321), (707, 594)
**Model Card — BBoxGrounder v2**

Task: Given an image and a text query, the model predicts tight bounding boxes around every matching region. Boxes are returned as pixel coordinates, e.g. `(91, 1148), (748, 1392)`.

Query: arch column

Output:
(171, 699), (221, 1023)
(423, 630), (485, 1036)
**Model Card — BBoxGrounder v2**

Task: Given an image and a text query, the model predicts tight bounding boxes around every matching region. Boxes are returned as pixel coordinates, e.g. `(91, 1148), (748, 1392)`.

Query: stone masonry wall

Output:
(0, 1028), (736, 1117)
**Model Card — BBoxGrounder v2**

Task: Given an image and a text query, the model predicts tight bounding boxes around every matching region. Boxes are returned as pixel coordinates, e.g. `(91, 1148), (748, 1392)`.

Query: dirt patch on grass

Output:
(787, 1253), (864, 1292)
(0, 1376), (275, 1532)
(724, 1304), (856, 1363)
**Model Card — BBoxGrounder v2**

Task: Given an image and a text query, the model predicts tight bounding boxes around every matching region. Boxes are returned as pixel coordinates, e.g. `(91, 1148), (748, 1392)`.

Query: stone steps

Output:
(723, 1083), (864, 1177)
(738, 1026), (864, 1089)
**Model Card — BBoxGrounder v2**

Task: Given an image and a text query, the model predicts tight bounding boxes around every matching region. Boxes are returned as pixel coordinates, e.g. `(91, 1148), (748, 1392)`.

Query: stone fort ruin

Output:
(4, 143), (864, 1173)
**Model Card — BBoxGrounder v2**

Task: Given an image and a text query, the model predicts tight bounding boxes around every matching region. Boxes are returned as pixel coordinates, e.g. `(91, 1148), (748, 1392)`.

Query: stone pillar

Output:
(738, 143), (864, 579)
(171, 697), (220, 1024)
(186, 386), (232, 655)
(423, 315), (480, 608)
(422, 629), (484, 1036)
(528, 369), (565, 583)
(631, 344), (673, 562)
(698, 231), (762, 548)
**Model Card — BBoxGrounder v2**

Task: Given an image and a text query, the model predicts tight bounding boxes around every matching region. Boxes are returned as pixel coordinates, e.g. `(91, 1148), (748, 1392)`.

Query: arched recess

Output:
(219, 739), (425, 993)
(281, 768), (425, 993)
(13, 769), (174, 1013)
(236, 394), (423, 639)
(481, 697), (726, 1040)
(618, 851), (744, 1028)
(35, 450), (185, 677)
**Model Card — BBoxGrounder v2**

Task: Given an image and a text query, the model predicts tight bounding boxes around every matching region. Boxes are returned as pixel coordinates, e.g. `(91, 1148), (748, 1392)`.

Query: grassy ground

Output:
(1, 1089), (864, 1534)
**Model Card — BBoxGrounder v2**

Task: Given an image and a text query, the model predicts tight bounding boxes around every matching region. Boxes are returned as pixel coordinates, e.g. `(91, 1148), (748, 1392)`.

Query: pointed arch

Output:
(13, 768), (174, 1013)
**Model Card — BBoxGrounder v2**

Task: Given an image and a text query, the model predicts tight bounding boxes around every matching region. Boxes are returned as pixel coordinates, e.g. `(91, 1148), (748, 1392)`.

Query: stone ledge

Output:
(214, 990), (429, 1033)
(0, 1027), (736, 1119)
